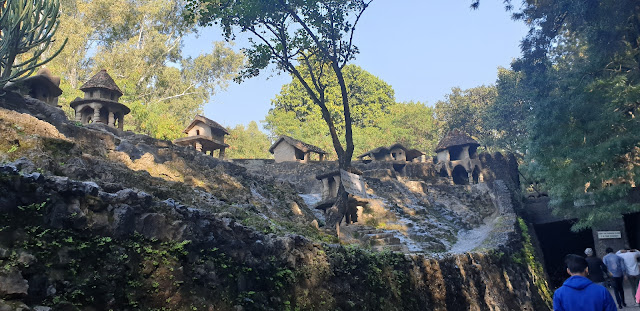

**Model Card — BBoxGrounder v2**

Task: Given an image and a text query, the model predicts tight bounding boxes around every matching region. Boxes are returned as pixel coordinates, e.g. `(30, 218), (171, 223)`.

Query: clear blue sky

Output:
(183, 1), (528, 129)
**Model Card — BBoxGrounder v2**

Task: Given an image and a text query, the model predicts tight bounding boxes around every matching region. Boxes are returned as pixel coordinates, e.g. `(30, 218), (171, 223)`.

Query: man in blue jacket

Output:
(553, 254), (617, 311)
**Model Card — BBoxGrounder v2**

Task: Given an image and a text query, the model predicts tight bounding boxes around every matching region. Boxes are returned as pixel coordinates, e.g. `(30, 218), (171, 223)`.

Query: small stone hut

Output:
(269, 136), (327, 163)
(173, 115), (229, 158)
(358, 143), (425, 162)
(70, 69), (129, 129)
(4, 68), (62, 107)
(434, 130), (483, 185)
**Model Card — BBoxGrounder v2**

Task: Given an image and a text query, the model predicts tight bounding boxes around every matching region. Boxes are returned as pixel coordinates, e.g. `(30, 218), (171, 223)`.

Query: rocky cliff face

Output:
(0, 96), (551, 310)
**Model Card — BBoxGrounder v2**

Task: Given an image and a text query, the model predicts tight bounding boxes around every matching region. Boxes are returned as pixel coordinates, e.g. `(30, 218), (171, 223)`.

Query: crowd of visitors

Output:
(553, 247), (640, 310)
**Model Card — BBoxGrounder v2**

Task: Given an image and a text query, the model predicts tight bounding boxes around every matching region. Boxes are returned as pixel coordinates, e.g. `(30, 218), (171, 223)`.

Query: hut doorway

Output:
(534, 220), (593, 288)
(451, 165), (468, 185)
(624, 212), (640, 249)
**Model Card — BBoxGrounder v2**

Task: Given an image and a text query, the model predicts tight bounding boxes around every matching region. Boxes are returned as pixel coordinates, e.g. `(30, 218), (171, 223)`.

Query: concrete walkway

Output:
(607, 282), (639, 309)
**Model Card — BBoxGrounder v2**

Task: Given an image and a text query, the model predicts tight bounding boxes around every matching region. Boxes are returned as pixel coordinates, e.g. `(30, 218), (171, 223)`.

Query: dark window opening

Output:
(393, 163), (405, 173)
(469, 145), (478, 159)
(196, 129), (200, 135)
(439, 167), (448, 177)
(452, 165), (469, 185)
(295, 148), (305, 161)
(449, 146), (463, 161)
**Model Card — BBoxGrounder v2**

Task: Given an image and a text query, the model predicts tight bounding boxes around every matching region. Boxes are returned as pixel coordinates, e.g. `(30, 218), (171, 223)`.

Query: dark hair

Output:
(565, 254), (588, 273)
(606, 247), (614, 253)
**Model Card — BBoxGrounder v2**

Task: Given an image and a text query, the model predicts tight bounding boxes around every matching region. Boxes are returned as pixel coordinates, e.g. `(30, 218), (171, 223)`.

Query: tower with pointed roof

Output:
(70, 69), (129, 129)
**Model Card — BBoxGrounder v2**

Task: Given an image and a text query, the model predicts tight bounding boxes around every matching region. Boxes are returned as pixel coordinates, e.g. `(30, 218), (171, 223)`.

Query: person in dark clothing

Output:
(553, 254), (617, 311)
(603, 247), (627, 309)
(585, 248), (609, 285)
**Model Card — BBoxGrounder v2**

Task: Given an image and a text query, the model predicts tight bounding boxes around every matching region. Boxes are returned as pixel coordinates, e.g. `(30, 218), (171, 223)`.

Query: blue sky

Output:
(183, 1), (529, 129)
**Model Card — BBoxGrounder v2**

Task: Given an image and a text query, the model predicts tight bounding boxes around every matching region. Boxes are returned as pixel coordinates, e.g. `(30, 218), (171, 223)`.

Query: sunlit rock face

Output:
(0, 95), (550, 310)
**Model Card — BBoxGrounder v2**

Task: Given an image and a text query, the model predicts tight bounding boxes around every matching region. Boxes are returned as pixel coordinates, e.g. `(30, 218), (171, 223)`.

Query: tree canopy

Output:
(225, 121), (272, 159)
(509, 0), (640, 229)
(43, 0), (244, 140)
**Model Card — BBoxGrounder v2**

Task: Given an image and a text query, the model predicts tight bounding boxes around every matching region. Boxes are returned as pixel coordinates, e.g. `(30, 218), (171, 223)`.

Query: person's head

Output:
(606, 247), (614, 254)
(565, 254), (589, 277)
(584, 248), (594, 257)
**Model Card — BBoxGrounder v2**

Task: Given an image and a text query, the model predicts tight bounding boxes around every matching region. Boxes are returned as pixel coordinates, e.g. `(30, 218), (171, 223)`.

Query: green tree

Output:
(482, 67), (533, 155)
(435, 85), (497, 143)
(0, 0), (66, 89)
(264, 64), (395, 157)
(187, 0), (373, 229)
(43, 0), (244, 140)
(377, 101), (439, 155)
(225, 121), (272, 159)
(511, 0), (640, 229)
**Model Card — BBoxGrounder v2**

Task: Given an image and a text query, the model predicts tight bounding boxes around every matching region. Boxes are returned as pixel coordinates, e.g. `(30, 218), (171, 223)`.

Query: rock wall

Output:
(0, 167), (551, 310)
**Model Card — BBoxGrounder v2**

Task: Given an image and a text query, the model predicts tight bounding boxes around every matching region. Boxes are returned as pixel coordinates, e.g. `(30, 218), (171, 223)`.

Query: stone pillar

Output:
(108, 111), (115, 127)
(322, 178), (330, 200)
(75, 109), (82, 122)
(331, 176), (341, 197)
(92, 104), (102, 123)
(118, 114), (124, 130)
(319, 154), (324, 162)
(592, 218), (628, 257)
(219, 148), (226, 159)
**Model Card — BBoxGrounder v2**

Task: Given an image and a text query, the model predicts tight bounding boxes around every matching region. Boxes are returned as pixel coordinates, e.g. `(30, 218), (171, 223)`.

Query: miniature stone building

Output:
(269, 135), (328, 163)
(173, 115), (229, 158)
(70, 69), (129, 129)
(314, 170), (366, 224)
(358, 143), (425, 163)
(434, 130), (483, 185)
(4, 68), (63, 107)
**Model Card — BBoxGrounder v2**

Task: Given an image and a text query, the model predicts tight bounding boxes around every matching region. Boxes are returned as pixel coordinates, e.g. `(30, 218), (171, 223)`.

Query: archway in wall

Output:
(534, 220), (594, 288)
(79, 106), (94, 124)
(452, 165), (469, 185)
(624, 212), (640, 249)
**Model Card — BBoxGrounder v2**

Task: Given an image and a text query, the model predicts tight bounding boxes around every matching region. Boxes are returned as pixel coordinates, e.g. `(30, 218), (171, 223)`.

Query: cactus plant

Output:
(0, 0), (66, 91)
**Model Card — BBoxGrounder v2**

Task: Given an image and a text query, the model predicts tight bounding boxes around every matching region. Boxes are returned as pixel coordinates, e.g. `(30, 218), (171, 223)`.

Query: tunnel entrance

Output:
(624, 212), (640, 249)
(534, 220), (594, 288)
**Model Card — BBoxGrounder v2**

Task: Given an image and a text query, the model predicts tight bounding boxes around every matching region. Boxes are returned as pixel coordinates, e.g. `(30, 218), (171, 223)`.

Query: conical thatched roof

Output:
(80, 69), (123, 96)
(435, 130), (479, 152)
